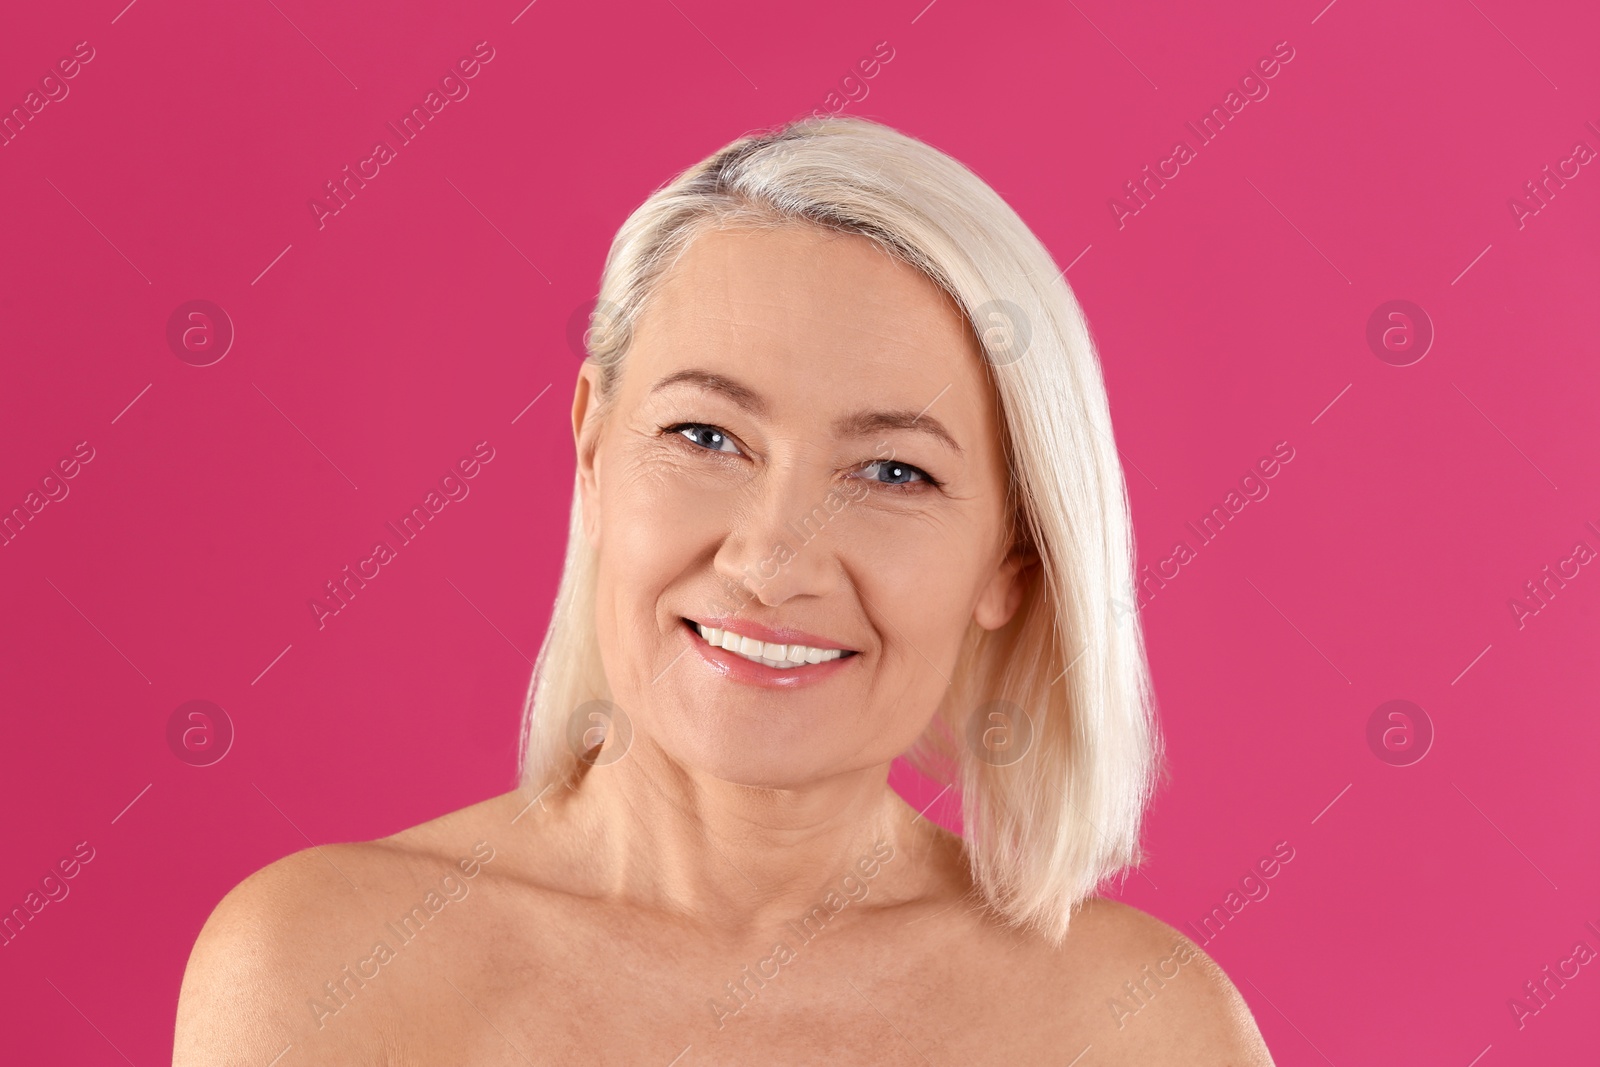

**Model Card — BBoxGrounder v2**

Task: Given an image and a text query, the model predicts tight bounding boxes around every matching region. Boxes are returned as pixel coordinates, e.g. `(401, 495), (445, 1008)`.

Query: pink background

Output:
(2, 0), (1596, 1062)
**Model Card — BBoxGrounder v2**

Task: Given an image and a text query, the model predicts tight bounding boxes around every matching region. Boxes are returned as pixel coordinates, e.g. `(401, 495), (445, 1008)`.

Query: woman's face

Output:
(573, 223), (1029, 787)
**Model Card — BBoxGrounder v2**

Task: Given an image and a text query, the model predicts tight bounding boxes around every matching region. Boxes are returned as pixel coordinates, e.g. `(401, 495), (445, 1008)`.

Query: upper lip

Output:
(685, 615), (856, 653)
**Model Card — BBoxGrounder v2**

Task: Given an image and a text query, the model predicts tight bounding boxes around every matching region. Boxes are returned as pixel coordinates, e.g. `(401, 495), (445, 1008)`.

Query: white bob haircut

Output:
(518, 114), (1163, 947)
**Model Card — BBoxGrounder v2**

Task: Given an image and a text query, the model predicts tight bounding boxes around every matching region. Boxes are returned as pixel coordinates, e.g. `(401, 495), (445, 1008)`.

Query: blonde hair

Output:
(517, 114), (1162, 946)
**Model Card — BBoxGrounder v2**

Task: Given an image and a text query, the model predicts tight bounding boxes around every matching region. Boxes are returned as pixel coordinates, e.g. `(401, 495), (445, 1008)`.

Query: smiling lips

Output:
(685, 619), (855, 671)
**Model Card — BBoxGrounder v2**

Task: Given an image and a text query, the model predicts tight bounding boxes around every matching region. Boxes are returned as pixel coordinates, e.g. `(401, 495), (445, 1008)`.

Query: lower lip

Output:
(681, 619), (858, 689)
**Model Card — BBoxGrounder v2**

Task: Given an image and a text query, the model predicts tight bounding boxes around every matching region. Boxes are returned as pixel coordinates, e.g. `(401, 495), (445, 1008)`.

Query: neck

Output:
(532, 736), (963, 937)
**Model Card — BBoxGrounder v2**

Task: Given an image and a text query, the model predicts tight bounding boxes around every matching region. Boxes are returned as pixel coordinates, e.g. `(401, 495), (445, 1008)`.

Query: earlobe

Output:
(572, 366), (602, 544)
(974, 547), (1037, 631)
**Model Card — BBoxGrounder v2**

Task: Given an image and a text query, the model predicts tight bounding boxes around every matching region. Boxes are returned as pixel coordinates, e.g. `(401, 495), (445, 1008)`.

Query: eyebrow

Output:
(648, 369), (965, 458)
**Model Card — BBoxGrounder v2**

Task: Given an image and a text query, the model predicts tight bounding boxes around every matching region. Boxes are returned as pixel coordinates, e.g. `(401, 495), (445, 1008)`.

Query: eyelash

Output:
(661, 422), (942, 492)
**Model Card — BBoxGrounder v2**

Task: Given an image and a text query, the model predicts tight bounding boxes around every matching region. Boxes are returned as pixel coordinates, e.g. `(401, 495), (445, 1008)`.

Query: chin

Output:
(647, 704), (848, 790)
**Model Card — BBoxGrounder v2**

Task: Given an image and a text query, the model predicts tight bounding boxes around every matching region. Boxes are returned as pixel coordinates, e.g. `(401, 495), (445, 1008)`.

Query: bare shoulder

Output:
(172, 792), (518, 1066)
(172, 841), (399, 1064)
(1042, 897), (1275, 1066)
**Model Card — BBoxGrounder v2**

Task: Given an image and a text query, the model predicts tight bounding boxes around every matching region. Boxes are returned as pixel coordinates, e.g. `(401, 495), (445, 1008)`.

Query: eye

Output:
(856, 459), (939, 491)
(667, 422), (743, 456)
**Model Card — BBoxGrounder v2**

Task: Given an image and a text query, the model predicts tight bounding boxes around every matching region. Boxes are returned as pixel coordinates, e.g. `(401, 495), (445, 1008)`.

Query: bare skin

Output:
(174, 223), (1273, 1065)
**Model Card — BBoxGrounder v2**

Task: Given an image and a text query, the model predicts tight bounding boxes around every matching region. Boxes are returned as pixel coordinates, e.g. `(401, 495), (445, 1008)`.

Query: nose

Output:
(712, 457), (845, 608)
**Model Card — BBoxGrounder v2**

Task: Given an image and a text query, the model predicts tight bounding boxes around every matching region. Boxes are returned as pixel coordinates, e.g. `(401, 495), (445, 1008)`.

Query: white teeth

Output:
(693, 622), (846, 669)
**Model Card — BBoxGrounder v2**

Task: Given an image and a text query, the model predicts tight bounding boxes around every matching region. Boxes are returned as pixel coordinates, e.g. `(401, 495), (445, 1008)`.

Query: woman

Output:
(174, 116), (1273, 1064)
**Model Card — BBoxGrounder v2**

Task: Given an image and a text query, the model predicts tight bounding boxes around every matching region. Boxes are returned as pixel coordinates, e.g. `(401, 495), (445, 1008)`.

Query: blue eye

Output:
(672, 423), (742, 455)
(858, 459), (935, 489)
(664, 423), (940, 492)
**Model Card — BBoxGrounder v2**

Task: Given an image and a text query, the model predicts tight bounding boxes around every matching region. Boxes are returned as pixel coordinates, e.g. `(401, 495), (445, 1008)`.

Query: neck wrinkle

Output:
(553, 734), (952, 936)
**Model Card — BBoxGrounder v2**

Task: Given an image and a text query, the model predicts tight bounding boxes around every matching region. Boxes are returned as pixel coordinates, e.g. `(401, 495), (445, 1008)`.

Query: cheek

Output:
(595, 459), (723, 618)
(845, 510), (987, 657)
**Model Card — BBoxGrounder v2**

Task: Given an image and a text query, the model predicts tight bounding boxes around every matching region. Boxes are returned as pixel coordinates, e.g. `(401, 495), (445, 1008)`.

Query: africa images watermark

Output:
(1126, 440), (1297, 614)
(308, 441), (497, 630)
(1, 40), (97, 150)
(1507, 920), (1600, 1031)
(307, 840), (496, 1029)
(1506, 519), (1598, 631)
(308, 41), (498, 230)
(1108, 40), (1297, 230)
(1106, 937), (1204, 1030)
(1184, 839), (1296, 947)
(1, 441), (97, 549)
(1, 840), (97, 949)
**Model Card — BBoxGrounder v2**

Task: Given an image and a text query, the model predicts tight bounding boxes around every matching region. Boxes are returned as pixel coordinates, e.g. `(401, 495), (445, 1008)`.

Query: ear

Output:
(973, 543), (1037, 631)
(572, 363), (604, 545)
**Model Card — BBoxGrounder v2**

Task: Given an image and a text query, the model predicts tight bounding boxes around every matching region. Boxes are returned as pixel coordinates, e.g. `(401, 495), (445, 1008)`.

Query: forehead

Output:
(624, 223), (990, 411)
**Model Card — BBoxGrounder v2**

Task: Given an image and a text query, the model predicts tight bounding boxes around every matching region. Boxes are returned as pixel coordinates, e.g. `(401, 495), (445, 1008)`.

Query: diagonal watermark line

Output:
(1452, 781), (1558, 890)
(511, 383), (552, 424)
(1065, 789), (1159, 890)
(1464, 0), (1558, 89)
(111, 0), (141, 23)
(1451, 382), (1557, 489)
(511, 0), (539, 24)
(263, 0), (359, 89)
(1310, 783), (1351, 824)
(252, 243), (293, 286)
(1311, 383), (1351, 424)
(44, 978), (136, 1066)
(1094, 422), (1157, 490)
(1243, 977), (1336, 1065)
(1058, 243), (1093, 275)
(1451, 244), (1492, 285)
(857, 588), (950, 685)
(911, 783), (951, 824)
(111, 783), (152, 825)
(1064, 0), (1157, 89)
(444, 976), (540, 1065)
(253, 382), (360, 489)
(510, 781), (558, 824)
(445, 177), (551, 283)
(1049, 644), (1089, 685)
(266, 1045), (293, 1067)
(650, 644), (690, 684)
(624, 767), (765, 892)
(45, 177), (151, 284)
(112, 383), (152, 424)
(663, 0), (758, 88)
(1245, 177), (1351, 284)
(1244, 577), (1351, 684)
(664, 1045), (692, 1067)
(1464, 1044), (1492, 1067)
(44, 576), (151, 683)
(901, 899), (963, 928)
(912, 383), (951, 423)
(252, 644), (294, 686)
(1310, 0), (1340, 23)
(843, 977), (934, 1064)
(910, 0), (939, 23)
(1451, 643), (1492, 686)
(253, 782), (361, 892)
(111, 783), (152, 824)
(447, 578), (533, 663)
(1066, 1044), (1093, 1067)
